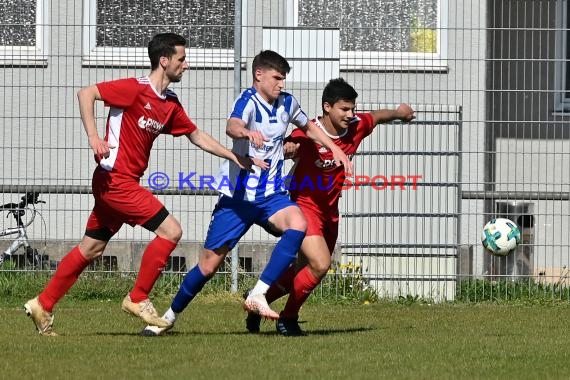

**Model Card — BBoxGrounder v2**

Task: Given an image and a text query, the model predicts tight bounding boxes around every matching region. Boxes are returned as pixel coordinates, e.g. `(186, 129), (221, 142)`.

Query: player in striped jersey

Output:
(24, 33), (262, 336)
(141, 51), (353, 336)
(249, 78), (415, 336)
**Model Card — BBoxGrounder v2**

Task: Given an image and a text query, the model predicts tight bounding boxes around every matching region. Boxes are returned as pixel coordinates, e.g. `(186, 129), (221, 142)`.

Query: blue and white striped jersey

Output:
(214, 87), (309, 201)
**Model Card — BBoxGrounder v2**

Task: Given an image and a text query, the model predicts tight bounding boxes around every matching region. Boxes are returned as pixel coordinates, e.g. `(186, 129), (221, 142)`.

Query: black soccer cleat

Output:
(275, 315), (306, 337)
(243, 289), (261, 333)
(245, 311), (262, 333)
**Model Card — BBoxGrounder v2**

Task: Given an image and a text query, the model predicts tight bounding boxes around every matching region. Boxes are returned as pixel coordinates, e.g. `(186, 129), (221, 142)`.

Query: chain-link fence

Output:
(1, 0), (569, 301)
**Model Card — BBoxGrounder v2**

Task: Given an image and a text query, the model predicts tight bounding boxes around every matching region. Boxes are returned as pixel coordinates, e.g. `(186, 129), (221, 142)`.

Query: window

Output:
(286, 0), (448, 71)
(0, 0), (49, 65)
(82, 0), (235, 67)
(555, 0), (570, 112)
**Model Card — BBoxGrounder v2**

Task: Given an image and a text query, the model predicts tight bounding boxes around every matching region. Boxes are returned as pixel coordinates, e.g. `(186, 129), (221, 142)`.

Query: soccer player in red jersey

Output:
(247, 78), (416, 336)
(24, 33), (263, 336)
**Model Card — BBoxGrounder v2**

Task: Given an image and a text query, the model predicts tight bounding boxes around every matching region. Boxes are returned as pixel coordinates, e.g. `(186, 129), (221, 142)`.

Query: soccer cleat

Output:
(121, 295), (171, 328)
(276, 315), (306, 337)
(242, 290), (261, 333)
(139, 321), (174, 337)
(245, 311), (262, 333)
(243, 293), (279, 320)
(24, 297), (57, 336)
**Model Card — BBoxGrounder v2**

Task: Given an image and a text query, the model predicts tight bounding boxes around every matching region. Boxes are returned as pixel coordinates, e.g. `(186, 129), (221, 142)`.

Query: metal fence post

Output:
(231, 243), (239, 293)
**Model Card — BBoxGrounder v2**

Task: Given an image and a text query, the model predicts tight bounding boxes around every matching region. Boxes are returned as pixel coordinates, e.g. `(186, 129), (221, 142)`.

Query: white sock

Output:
(249, 280), (270, 296)
(162, 308), (178, 324)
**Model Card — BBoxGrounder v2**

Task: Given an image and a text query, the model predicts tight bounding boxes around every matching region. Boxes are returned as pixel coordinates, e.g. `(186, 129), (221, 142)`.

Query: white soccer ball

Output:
(481, 218), (521, 256)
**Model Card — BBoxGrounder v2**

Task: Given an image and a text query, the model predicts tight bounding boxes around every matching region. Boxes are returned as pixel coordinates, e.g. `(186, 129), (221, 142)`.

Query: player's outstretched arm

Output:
(77, 85), (113, 159)
(186, 129), (268, 172)
(370, 103), (416, 125)
(303, 120), (353, 175)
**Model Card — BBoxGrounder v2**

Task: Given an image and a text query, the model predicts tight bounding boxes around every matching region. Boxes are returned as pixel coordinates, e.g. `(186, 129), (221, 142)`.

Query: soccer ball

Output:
(481, 218), (521, 256)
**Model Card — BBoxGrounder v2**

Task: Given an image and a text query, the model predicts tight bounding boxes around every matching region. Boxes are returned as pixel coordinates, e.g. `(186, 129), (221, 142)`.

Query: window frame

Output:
(81, 0), (237, 68)
(554, 0), (570, 113)
(286, 0), (448, 72)
(0, 0), (49, 66)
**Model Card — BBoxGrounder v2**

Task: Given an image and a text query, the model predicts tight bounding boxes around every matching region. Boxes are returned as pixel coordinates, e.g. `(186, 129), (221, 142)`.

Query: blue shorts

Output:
(204, 192), (298, 250)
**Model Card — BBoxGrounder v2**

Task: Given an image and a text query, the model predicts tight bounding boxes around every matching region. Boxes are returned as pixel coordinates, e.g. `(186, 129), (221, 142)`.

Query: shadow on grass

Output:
(93, 326), (376, 338)
(93, 331), (185, 337)
(298, 327), (376, 336)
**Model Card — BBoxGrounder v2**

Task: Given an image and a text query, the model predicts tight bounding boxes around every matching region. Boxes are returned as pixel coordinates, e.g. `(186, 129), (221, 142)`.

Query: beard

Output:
(168, 72), (183, 83)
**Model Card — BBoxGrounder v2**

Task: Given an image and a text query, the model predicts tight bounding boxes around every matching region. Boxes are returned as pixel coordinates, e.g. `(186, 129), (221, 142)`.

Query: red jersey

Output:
(96, 77), (197, 180)
(287, 113), (375, 215)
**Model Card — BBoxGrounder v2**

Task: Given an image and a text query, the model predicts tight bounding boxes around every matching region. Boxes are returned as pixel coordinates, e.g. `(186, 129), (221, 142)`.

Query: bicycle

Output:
(0, 192), (50, 269)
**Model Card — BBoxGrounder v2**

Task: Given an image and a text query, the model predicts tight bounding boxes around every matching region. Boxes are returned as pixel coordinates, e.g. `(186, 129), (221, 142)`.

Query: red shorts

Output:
(85, 168), (167, 240)
(298, 204), (339, 254)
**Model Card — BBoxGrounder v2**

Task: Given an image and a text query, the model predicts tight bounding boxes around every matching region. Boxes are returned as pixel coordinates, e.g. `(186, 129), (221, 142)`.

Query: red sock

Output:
(39, 246), (89, 313)
(130, 236), (177, 302)
(266, 264), (296, 304)
(281, 266), (321, 319)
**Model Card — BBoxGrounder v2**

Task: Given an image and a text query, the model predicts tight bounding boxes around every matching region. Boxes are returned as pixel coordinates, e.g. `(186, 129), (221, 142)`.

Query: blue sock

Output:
(260, 229), (306, 285)
(171, 265), (209, 313)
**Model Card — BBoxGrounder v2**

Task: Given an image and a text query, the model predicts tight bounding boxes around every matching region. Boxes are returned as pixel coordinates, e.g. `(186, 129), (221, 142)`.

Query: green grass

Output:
(2, 296), (570, 380)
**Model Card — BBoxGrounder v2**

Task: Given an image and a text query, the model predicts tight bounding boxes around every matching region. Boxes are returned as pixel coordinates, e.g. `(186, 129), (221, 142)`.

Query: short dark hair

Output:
(322, 78), (359, 112)
(252, 50), (291, 77)
(148, 33), (187, 70)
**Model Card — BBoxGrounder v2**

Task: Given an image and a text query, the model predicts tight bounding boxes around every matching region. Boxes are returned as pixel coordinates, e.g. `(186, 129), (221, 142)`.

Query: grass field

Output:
(2, 294), (570, 380)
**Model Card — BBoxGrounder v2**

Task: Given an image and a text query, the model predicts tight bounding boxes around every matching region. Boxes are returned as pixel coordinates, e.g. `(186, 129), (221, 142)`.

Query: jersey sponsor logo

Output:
(251, 135), (282, 152)
(251, 142), (274, 152)
(138, 116), (165, 134)
(315, 158), (336, 169)
(314, 154), (354, 169)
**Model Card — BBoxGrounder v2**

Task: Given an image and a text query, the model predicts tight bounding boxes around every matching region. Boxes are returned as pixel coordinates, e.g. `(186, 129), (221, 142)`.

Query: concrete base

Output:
(0, 239), (342, 273)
